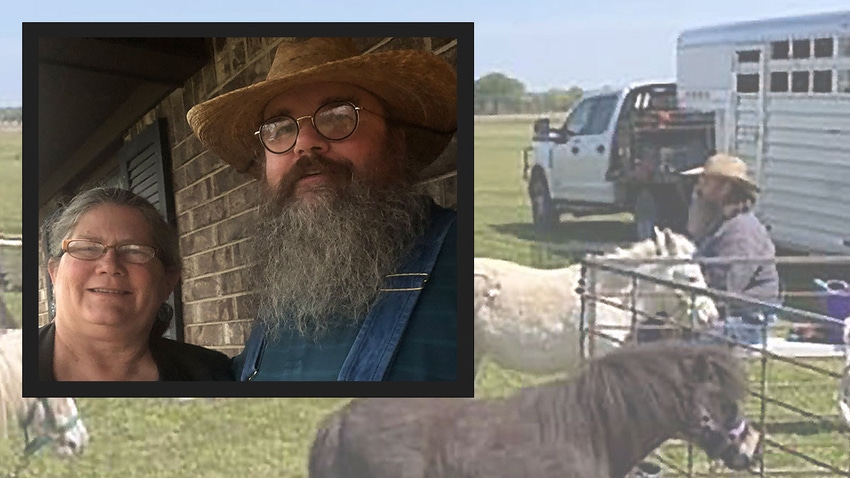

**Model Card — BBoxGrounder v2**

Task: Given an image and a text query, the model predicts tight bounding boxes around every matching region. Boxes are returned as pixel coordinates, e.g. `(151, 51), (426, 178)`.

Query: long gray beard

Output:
(252, 181), (430, 340)
(686, 191), (722, 242)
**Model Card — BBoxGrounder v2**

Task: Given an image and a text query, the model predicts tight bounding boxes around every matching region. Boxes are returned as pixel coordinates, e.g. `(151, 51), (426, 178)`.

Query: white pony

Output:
(839, 317), (850, 426)
(0, 329), (89, 457)
(474, 228), (717, 376)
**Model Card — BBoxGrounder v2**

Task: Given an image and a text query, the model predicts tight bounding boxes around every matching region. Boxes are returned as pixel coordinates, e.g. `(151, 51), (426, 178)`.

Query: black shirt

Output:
(38, 322), (234, 381)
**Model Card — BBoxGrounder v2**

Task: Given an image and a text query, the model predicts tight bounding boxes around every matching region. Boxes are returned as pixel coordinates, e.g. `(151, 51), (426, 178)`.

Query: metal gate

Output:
(580, 254), (850, 477)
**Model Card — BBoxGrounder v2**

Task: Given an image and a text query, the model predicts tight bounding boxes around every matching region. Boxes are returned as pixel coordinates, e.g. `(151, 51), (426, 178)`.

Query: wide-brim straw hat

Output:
(680, 153), (760, 192)
(187, 38), (457, 180)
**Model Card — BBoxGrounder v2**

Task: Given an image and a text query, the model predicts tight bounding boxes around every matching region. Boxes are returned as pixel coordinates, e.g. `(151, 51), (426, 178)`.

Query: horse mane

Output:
(604, 229), (696, 261)
(605, 238), (660, 260)
(517, 343), (746, 457)
(0, 328), (24, 438)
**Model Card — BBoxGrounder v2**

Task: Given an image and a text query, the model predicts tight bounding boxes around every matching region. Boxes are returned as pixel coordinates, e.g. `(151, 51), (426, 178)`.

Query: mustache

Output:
(273, 153), (355, 198)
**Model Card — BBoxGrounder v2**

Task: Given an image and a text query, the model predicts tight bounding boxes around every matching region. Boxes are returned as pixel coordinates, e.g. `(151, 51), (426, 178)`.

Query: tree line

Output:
(475, 73), (583, 115)
(0, 107), (22, 123)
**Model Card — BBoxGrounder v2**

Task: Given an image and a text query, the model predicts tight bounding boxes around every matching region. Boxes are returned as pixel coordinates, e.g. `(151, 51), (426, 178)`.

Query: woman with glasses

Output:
(39, 187), (233, 381)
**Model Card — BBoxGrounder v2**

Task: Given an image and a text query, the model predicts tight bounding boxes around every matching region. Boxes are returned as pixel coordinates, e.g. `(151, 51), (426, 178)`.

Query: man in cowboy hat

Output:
(187, 38), (457, 381)
(681, 153), (780, 345)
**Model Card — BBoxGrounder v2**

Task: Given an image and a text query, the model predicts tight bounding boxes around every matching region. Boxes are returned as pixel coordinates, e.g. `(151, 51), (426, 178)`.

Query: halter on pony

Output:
(19, 398), (81, 455)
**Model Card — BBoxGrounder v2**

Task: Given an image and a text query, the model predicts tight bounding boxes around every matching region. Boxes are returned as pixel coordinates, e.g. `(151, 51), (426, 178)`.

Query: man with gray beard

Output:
(187, 37), (457, 380)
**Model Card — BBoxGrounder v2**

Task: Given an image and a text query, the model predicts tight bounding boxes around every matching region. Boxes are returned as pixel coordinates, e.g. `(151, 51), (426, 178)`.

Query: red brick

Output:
(174, 177), (213, 215)
(187, 245), (234, 277)
(216, 211), (257, 244)
(183, 275), (218, 301)
(190, 196), (229, 230)
(225, 182), (261, 215)
(180, 227), (216, 256)
(218, 268), (250, 295)
(212, 165), (253, 197)
(183, 297), (235, 325)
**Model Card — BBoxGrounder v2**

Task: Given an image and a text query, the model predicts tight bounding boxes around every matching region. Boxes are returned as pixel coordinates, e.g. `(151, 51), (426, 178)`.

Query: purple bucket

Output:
(813, 279), (850, 344)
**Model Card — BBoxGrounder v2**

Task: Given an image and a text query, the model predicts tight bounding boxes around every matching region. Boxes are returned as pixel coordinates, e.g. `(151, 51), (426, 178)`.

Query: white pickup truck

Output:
(522, 81), (715, 239)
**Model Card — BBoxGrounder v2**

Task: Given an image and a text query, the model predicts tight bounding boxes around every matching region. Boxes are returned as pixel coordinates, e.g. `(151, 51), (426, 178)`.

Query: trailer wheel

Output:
(633, 189), (658, 240)
(529, 174), (557, 232)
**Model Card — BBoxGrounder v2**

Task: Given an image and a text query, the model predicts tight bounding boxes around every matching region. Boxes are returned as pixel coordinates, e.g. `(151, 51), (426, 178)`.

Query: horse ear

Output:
(663, 228), (678, 256)
(653, 227), (666, 255)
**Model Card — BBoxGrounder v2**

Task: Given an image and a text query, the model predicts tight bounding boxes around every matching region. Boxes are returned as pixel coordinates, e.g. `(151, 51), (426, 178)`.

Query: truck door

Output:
(552, 94), (618, 204)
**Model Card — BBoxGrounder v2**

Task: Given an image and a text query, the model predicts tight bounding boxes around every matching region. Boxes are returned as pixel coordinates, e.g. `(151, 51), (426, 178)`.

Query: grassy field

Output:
(1, 239), (21, 323)
(0, 123), (845, 476)
(0, 130), (21, 327)
(473, 117), (850, 476)
(0, 131), (22, 235)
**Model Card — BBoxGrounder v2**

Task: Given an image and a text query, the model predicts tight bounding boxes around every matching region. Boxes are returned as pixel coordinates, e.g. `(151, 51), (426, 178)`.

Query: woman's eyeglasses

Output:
(61, 239), (158, 264)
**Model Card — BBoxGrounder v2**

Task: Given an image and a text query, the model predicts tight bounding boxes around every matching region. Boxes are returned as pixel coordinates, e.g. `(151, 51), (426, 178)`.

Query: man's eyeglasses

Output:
(61, 239), (158, 264)
(254, 101), (382, 154)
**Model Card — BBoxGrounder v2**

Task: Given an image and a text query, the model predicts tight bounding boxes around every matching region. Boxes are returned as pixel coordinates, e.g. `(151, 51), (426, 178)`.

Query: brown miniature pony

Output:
(309, 343), (762, 478)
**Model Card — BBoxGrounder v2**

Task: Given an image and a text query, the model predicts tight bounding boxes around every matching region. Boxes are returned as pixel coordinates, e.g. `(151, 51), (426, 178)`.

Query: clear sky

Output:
(1, 0), (848, 105)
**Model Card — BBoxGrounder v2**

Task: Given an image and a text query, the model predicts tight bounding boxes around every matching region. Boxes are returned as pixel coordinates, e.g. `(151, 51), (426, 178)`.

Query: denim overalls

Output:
(237, 206), (456, 381)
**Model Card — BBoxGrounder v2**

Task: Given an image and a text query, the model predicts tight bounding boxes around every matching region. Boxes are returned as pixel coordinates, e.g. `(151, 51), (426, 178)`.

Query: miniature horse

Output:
(309, 342), (762, 478)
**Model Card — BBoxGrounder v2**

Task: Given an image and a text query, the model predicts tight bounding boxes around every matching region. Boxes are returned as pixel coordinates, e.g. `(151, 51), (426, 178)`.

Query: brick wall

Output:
(38, 37), (458, 356)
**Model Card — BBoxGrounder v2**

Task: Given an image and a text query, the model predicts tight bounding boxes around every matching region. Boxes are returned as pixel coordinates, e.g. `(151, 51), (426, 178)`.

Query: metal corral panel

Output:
(757, 95), (850, 253)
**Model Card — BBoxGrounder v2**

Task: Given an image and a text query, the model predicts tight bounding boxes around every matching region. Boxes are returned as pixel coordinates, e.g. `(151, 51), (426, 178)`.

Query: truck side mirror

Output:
(533, 118), (550, 137)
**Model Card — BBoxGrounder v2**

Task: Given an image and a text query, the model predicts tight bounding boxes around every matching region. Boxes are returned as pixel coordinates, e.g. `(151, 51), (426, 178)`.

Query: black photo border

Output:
(23, 22), (473, 399)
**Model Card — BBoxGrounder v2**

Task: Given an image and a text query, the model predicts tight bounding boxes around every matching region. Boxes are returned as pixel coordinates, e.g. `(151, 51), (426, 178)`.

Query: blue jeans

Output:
(705, 311), (777, 345)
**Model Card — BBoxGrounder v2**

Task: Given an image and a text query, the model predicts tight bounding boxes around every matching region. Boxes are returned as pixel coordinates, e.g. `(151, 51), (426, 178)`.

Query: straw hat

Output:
(187, 38), (457, 179)
(680, 153), (760, 192)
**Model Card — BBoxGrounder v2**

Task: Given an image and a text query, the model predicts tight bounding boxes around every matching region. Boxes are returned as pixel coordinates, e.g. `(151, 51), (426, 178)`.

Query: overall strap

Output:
(337, 207), (456, 381)
(238, 323), (268, 381)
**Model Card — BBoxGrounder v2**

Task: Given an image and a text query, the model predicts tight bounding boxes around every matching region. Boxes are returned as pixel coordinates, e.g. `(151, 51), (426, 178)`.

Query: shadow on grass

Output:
(487, 216), (849, 310)
(765, 419), (848, 436)
(491, 217), (637, 263)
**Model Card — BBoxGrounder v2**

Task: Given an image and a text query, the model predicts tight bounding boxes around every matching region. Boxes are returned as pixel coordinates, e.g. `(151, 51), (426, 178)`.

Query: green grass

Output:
(474, 117), (637, 268)
(474, 117), (850, 476)
(0, 131), (22, 234)
(0, 398), (352, 478)
(0, 130), (22, 328)
(0, 122), (844, 476)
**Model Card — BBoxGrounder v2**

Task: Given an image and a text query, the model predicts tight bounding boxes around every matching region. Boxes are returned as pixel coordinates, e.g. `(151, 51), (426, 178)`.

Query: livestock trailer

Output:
(677, 11), (850, 254)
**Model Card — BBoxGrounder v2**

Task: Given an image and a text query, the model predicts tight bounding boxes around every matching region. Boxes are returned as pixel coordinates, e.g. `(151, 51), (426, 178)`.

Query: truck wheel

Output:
(634, 189), (658, 240)
(529, 175), (556, 232)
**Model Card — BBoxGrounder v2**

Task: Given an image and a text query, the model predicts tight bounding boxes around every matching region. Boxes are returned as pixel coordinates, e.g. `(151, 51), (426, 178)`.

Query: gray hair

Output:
(47, 187), (181, 274)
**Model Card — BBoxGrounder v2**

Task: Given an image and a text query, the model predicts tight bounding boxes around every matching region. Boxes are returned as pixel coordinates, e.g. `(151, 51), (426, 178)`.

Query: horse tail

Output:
(308, 409), (344, 478)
